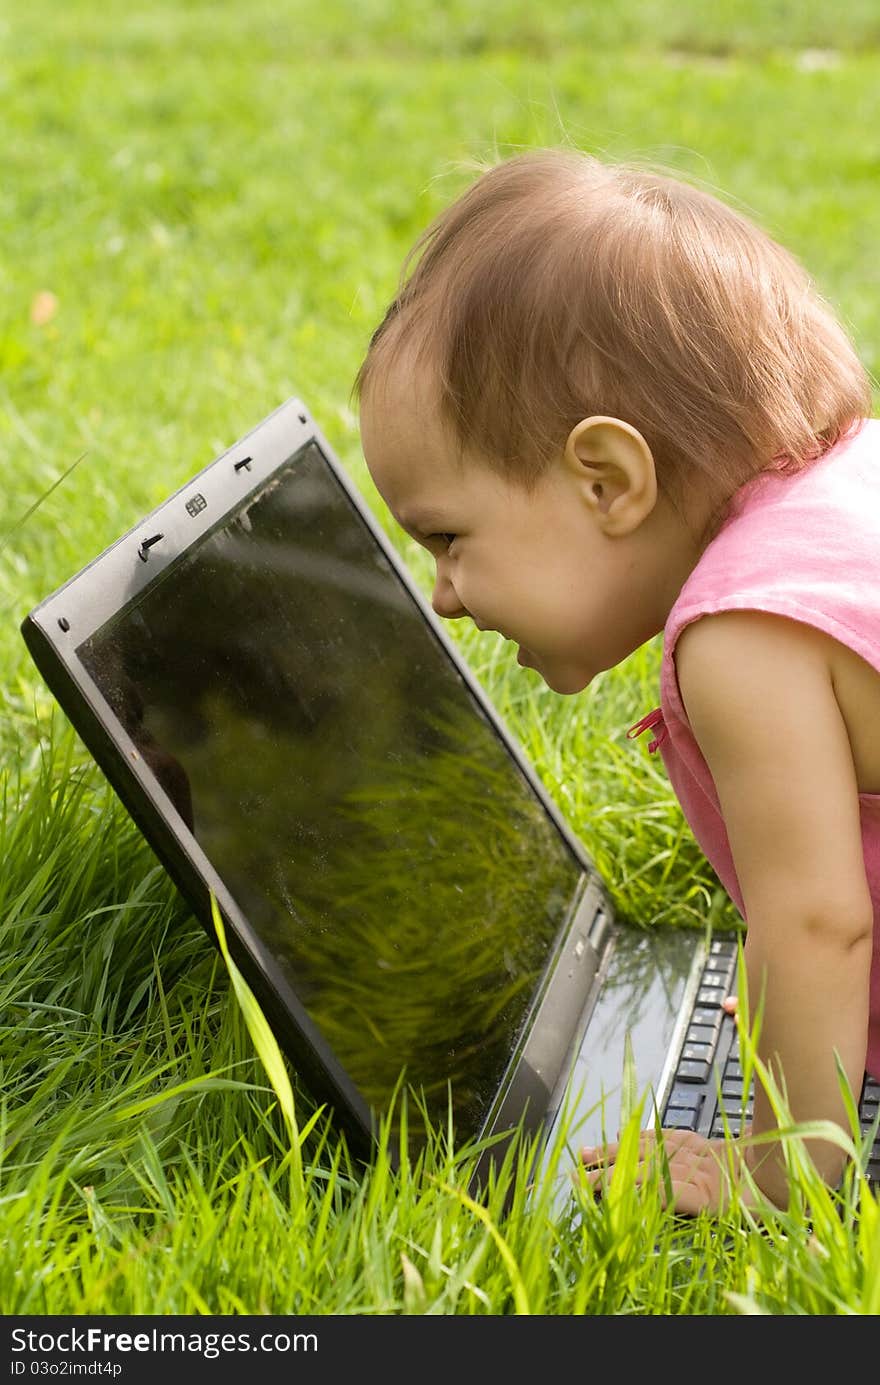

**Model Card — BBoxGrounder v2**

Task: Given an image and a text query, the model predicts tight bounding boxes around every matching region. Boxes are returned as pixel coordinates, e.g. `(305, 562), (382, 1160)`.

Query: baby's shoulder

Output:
(673, 610), (841, 746)
(675, 608), (834, 698)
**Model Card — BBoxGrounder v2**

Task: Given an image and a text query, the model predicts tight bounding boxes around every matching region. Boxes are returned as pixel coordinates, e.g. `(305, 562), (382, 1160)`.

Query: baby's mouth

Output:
(473, 619), (533, 663)
(473, 619), (512, 641)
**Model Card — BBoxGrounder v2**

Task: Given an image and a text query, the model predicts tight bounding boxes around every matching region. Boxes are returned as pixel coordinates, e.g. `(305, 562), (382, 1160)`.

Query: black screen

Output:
(77, 442), (584, 1140)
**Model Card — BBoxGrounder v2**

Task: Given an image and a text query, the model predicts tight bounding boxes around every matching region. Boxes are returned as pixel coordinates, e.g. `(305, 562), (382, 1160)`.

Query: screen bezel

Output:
(20, 396), (613, 1165)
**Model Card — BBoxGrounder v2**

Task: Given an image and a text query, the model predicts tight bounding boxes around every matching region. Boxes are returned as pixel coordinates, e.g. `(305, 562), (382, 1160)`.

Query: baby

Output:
(353, 148), (880, 1215)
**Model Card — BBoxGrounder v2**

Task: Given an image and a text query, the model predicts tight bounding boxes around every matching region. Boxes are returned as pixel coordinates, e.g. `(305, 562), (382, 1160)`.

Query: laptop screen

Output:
(74, 440), (585, 1140)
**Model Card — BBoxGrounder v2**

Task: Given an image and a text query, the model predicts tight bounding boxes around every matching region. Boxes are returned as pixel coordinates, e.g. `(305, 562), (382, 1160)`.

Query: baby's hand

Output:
(723, 994), (738, 1016)
(580, 1128), (750, 1217)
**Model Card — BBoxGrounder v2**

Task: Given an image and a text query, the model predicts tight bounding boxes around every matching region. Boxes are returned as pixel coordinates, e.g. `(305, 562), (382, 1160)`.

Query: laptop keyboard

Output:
(661, 937), (880, 1187)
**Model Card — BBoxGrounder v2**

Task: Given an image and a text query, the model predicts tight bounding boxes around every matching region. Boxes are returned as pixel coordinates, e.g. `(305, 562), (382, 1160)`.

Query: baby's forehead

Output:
(362, 350), (442, 420)
(361, 364), (462, 466)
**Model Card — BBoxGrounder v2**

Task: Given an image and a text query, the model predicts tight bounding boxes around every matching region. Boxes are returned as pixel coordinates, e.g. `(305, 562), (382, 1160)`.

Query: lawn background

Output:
(2, 0), (880, 1315)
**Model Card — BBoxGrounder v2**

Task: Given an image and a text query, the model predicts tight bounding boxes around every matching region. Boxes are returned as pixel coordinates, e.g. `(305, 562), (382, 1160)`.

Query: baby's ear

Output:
(563, 416), (658, 535)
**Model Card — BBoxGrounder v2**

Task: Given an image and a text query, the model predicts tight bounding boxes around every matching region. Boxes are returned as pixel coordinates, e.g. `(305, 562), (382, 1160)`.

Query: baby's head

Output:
(355, 149), (871, 693)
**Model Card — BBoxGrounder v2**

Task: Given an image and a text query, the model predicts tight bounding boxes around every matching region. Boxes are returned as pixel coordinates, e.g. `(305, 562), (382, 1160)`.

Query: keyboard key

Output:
(697, 985), (728, 1007)
(710, 939), (738, 959)
(682, 1042), (714, 1064)
(686, 1023), (718, 1046)
(664, 1106), (702, 1131)
(666, 1085), (702, 1110)
(691, 1006), (723, 1031)
(711, 1115), (743, 1137)
(703, 958), (735, 980)
(725, 1091), (752, 1119)
(676, 1058), (711, 1083)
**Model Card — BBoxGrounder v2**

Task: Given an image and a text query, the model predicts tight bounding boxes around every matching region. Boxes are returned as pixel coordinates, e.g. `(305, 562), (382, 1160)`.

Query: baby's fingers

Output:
(581, 1128), (699, 1168)
(579, 1132), (663, 1194)
(580, 1141), (619, 1169)
(578, 1140), (621, 1198)
(578, 1130), (730, 1201)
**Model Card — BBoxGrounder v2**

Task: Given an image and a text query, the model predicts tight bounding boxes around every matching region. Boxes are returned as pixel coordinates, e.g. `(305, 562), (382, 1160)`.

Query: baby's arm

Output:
(676, 610), (873, 1205)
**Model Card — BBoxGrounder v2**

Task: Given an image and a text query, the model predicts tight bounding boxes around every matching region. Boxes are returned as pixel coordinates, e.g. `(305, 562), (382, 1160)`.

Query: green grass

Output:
(3, 0), (880, 1314)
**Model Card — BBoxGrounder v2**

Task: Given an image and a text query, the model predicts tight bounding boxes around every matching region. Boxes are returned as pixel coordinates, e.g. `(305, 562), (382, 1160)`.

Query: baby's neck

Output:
(632, 493), (714, 641)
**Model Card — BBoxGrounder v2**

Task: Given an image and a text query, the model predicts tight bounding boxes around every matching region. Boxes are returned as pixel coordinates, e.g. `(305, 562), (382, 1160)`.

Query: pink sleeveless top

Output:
(627, 418), (880, 1079)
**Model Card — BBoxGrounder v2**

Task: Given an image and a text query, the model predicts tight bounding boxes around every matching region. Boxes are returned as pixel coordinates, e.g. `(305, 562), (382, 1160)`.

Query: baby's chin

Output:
(518, 648), (594, 695)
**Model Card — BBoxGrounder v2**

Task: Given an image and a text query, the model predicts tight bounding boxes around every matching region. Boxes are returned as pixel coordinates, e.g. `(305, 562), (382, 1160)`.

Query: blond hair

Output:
(353, 148), (873, 542)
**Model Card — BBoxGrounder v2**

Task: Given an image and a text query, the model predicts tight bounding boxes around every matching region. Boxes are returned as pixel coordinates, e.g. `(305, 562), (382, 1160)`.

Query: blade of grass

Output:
(210, 893), (304, 1194)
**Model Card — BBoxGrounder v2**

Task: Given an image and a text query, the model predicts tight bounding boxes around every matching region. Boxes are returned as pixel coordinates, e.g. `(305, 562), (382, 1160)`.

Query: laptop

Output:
(20, 397), (880, 1190)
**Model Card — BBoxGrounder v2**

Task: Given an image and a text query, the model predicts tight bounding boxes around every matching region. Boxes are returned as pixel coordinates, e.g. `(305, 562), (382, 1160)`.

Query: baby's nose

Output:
(431, 571), (468, 620)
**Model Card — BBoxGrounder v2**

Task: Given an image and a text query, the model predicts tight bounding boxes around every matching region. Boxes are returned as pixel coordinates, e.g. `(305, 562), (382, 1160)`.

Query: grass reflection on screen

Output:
(187, 695), (578, 1141)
